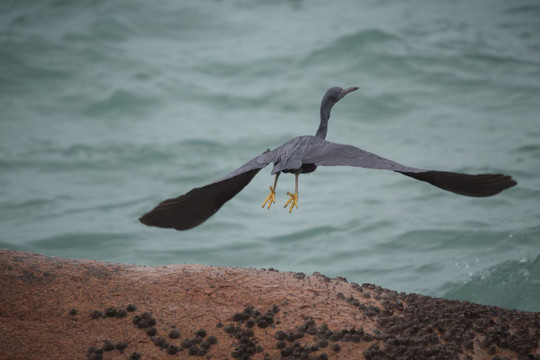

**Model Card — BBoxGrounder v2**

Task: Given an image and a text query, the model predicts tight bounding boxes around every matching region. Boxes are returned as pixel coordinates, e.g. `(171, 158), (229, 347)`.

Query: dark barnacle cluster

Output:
(129, 307), (219, 357)
(85, 340), (131, 360)
(223, 305), (280, 359)
(361, 288), (540, 360)
(132, 312), (156, 329)
(89, 305), (131, 320)
(231, 304), (279, 329)
(177, 328), (218, 356)
(274, 318), (373, 360)
(225, 324), (263, 359)
(147, 326), (218, 356)
(85, 303), (223, 359)
(278, 341), (329, 360)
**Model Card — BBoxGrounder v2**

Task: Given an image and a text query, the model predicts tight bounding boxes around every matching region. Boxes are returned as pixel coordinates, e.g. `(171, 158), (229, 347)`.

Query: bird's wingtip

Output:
(399, 171), (518, 197)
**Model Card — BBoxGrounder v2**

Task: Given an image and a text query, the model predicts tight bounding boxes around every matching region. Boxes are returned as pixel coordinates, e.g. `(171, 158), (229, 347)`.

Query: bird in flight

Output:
(140, 86), (516, 231)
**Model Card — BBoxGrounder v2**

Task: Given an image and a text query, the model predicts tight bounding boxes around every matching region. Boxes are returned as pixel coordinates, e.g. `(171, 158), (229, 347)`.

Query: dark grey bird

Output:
(139, 86), (517, 230)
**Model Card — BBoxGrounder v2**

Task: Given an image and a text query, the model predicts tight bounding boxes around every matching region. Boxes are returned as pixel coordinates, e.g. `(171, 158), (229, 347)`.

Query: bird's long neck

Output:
(316, 98), (334, 139)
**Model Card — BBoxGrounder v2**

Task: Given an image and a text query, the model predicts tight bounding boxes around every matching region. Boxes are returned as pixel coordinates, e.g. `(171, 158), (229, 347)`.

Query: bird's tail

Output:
(398, 171), (517, 197)
(139, 169), (261, 230)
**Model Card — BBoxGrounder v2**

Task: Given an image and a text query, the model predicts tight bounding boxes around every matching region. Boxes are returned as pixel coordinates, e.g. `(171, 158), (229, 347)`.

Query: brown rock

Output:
(0, 249), (538, 360)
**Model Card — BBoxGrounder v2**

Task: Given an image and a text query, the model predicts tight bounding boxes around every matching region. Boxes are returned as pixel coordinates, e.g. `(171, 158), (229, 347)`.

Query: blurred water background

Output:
(1, 0), (539, 312)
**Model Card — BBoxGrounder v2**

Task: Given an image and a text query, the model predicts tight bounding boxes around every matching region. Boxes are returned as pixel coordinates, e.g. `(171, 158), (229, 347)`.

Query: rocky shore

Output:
(0, 249), (538, 359)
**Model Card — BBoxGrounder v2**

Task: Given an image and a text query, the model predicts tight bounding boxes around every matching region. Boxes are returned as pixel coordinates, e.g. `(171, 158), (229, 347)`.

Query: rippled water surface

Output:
(1, 0), (539, 311)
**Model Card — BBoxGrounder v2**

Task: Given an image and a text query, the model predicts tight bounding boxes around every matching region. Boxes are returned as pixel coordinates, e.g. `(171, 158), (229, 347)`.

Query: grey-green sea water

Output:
(1, 0), (539, 312)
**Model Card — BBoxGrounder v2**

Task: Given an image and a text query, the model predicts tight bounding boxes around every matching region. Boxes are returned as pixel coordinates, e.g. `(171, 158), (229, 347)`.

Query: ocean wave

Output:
(442, 255), (540, 312)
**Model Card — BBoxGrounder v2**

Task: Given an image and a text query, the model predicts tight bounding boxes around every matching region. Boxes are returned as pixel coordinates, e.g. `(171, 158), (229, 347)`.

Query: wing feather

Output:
(301, 139), (517, 197)
(399, 171), (517, 197)
(139, 150), (276, 230)
(302, 140), (426, 173)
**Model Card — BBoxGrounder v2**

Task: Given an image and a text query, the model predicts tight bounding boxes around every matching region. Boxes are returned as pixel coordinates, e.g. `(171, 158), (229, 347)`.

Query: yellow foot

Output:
(283, 192), (298, 213)
(262, 186), (276, 209)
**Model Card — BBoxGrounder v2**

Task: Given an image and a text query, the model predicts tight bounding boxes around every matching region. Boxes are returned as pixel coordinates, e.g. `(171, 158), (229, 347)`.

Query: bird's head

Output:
(317, 86), (359, 138)
(324, 86), (359, 103)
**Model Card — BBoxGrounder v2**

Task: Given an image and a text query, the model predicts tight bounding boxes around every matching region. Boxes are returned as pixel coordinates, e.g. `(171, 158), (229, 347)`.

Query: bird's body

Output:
(140, 86), (516, 231)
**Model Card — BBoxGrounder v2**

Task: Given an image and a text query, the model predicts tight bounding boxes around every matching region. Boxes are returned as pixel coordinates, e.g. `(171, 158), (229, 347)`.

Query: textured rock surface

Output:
(0, 249), (538, 360)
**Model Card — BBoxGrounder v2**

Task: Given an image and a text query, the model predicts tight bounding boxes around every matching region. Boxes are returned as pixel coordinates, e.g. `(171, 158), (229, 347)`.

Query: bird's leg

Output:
(284, 173), (299, 213)
(262, 173), (280, 209)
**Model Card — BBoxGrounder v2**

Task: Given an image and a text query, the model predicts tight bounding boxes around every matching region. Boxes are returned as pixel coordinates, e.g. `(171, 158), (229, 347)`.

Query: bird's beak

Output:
(342, 87), (359, 96)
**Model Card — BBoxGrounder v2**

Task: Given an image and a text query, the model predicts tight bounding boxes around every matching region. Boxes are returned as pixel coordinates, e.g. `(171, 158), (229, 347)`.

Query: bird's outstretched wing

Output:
(301, 140), (427, 172)
(302, 140), (517, 197)
(398, 171), (516, 197)
(139, 150), (276, 230)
